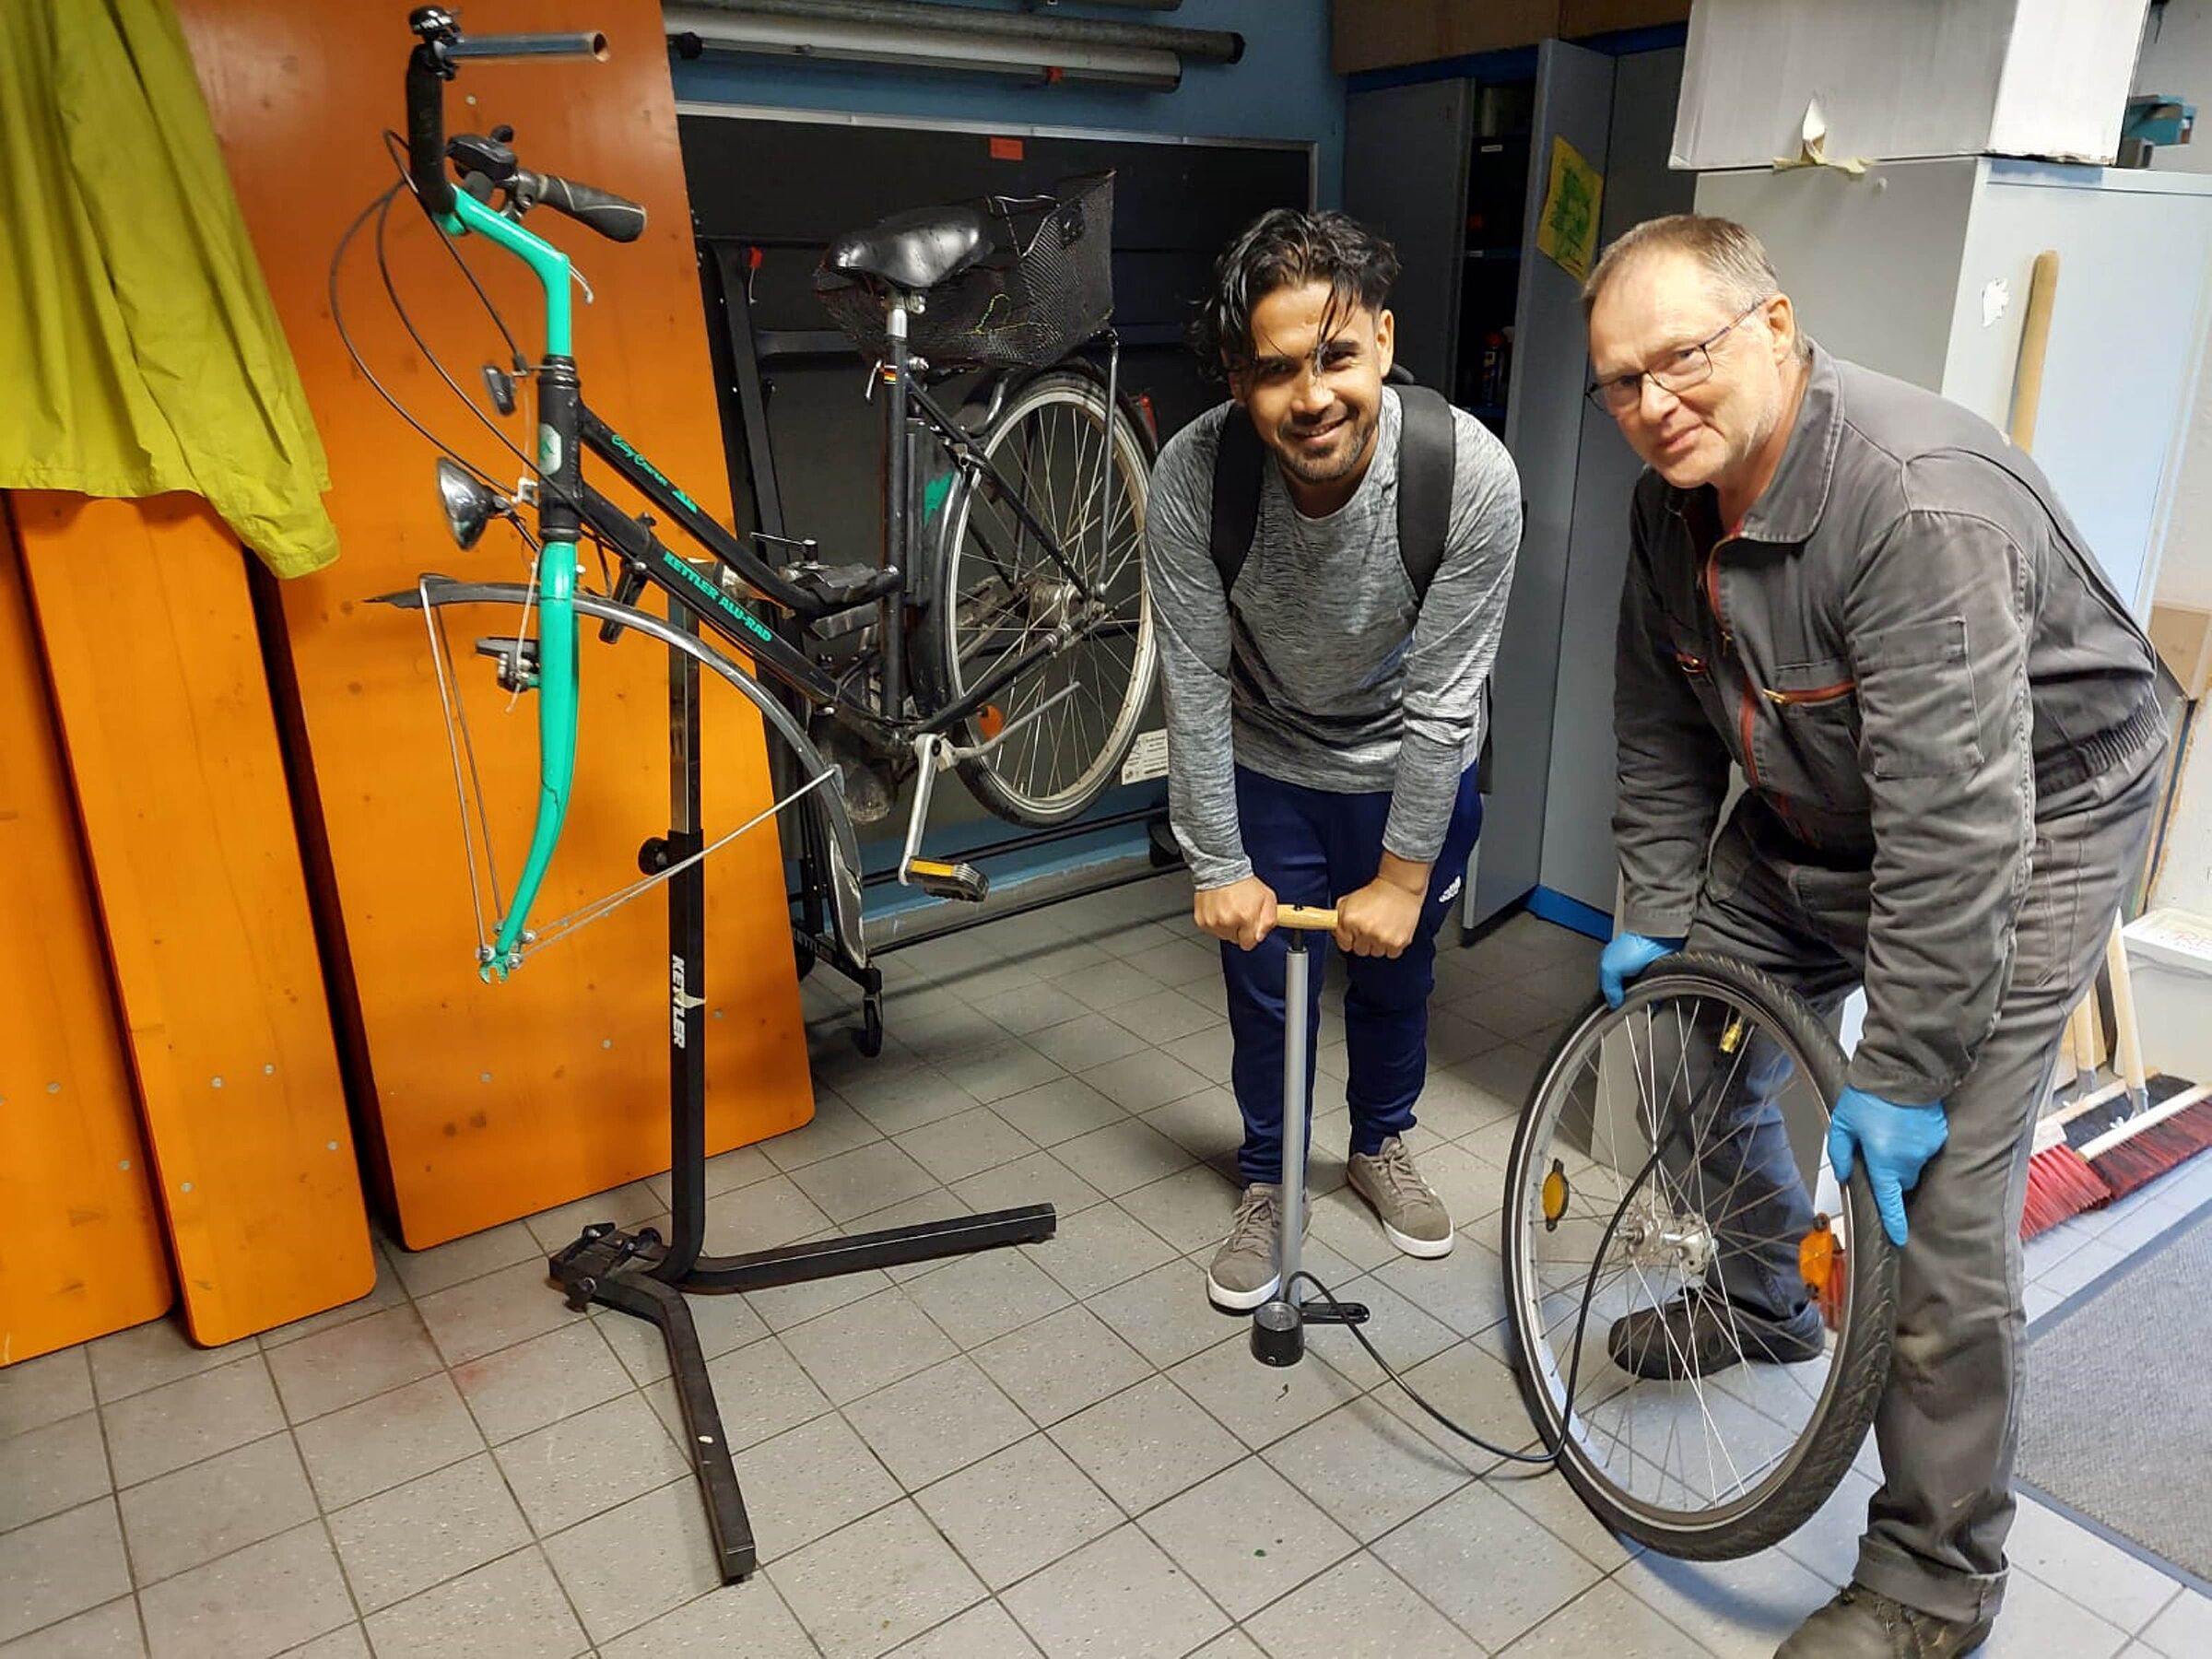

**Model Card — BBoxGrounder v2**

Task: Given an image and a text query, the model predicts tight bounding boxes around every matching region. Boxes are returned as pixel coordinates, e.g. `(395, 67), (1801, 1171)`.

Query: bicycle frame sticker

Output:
(658, 547), (776, 650)
(600, 424), (703, 516)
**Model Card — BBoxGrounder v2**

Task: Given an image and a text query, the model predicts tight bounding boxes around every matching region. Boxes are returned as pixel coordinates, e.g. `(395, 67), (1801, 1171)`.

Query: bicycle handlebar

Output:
(515, 168), (647, 243)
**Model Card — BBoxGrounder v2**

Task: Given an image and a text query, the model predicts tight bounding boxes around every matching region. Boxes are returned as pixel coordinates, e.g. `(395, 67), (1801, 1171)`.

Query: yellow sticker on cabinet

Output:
(1535, 135), (1605, 284)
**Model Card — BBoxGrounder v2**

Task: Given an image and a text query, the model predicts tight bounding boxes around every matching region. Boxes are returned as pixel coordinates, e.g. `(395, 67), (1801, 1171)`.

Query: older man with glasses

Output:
(1581, 214), (2165, 1658)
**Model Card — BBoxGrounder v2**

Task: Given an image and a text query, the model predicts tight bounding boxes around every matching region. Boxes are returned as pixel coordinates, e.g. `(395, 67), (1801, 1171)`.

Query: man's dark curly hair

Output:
(1190, 207), (1402, 383)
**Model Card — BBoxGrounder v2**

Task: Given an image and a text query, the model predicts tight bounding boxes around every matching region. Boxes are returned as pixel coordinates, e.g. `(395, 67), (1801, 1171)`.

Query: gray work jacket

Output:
(1613, 342), (2165, 1105)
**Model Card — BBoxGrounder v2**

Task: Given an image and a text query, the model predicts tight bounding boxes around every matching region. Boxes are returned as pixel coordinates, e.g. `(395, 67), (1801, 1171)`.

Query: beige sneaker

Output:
(1347, 1136), (1454, 1258)
(1207, 1183), (1301, 1312)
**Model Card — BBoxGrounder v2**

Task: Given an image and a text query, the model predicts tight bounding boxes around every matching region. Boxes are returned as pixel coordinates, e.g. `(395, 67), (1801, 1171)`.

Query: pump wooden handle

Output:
(1277, 905), (1340, 932)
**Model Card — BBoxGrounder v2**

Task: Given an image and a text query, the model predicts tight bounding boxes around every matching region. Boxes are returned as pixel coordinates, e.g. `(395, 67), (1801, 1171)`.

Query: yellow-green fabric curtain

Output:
(0, 0), (337, 577)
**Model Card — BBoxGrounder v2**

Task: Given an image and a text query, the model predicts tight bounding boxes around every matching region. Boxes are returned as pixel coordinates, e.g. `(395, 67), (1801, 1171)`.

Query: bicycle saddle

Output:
(824, 204), (997, 292)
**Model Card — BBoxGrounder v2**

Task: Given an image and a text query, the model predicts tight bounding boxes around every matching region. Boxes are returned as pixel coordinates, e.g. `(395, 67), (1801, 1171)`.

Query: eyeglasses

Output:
(1584, 300), (1768, 415)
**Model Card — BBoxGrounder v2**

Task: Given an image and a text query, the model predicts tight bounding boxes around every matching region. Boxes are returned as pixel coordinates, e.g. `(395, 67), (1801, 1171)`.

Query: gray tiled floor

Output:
(6, 880), (2210, 1658)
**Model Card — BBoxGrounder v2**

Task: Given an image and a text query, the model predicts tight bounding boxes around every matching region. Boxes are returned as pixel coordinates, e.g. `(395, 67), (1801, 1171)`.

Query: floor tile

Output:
(836, 1064), (982, 1137)
(1139, 1090), (1245, 1168)
(1375, 1236), (1509, 1336)
(700, 1174), (837, 1256)
(1161, 1025), (1233, 1086)
(969, 980), (1096, 1037)
(1302, 1273), (1459, 1388)
(1617, 1547), (1835, 1659)
(1025, 1202), (1177, 1300)
(937, 1041), (1065, 1107)
(889, 1599), (1044, 1657)
(118, 1431), (316, 1587)
(1263, 1396), (1472, 1543)
(973, 1306), (1153, 1428)
(0, 1411), (110, 1534)
(0, 1349), (95, 1441)
(949, 1151), (1108, 1220)
(386, 1220), (543, 1300)
(741, 1254), (895, 1335)
(782, 1288), (957, 1405)
(1374, 1342), (1545, 1474)
(0, 1594), (144, 1658)
(255, 1253), (412, 1353)
(1137, 1458), (1356, 1618)
(293, 1372), (485, 1511)
(102, 1357), (284, 1489)
(770, 1500), (985, 1659)
(760, 1093), (887, 1172)
(495, 1393), (688, 1535)
(987, 1077), (1128, 1148)
(894, 1107), (1037, 1185)
(1372, 1480), (1604, 1652)
(414, 1260), (585, 1370)
(1116, 1165), (1241, 1257)
(2140, 1586), (2212, 1656)
(596, 1582), (818, 1658)
(1086, 1260), (1242, 1370)
(1122, 938), (1222, 989)
(1001, 1524), (1227, 1659)
(1053, 1121), (1194, 1197)
(0, 1500), (131, 1645)
(1980, 1569), (2131, 1658)
(786, 1143), (942, 1225)
(1499, 1578), (1711, 1657)
(903, 1247), (1072, 1350)
(1028, 1013), (1154, 1075)
(845, 1356), (1032, 1488)
(544, 1483), (724, 1648)
(326, 1452), (530, 1612)
(136, 1520), (352, 1659)
(452, 1321), (633, 1444)
(362, 1546), (586, 1659)
(1167, 1338), (1363, 1453)
(86, 1319), (251, 1406)
(2004, 1500), (2183, 1635)
(913, 1434), (1123, 1591)
(1079, 1050), (1211, 1113)
(265, 1305), (442, 1424)
(1047, 1376), (1244, 1513)
(1489, 1457), (1643, 1572)
(727, 1413), (901, 1558)
(693, 1338), (832, 1451)
(522, 1182), (664, 1254)
(1111, 988), (1224, 1045)
(1245, 1549), (1481, 1658)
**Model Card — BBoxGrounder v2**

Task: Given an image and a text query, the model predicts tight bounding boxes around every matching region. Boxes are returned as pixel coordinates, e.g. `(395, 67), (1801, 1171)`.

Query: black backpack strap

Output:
(1208, 406), (1265, 604)
(1393, 383), (1455, 603)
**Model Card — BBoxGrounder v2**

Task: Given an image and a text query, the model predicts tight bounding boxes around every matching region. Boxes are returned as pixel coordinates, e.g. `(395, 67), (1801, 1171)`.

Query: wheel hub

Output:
(1615, 1197), (1716, 1276)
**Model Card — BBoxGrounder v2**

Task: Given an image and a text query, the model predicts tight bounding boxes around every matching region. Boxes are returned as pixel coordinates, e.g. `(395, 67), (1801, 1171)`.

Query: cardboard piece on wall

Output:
(1535, 136), (1606, 280)
(1331, 0), (1559, 76)
(1674, 0), (2151, 171)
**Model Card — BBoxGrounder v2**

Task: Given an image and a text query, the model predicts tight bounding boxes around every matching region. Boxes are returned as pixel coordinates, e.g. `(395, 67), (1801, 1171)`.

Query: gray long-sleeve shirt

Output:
(1143, 390), (1523, 889)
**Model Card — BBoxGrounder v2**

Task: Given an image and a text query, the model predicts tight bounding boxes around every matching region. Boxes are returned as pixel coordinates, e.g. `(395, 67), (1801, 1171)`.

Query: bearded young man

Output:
(1142, 208), (1523, 1311)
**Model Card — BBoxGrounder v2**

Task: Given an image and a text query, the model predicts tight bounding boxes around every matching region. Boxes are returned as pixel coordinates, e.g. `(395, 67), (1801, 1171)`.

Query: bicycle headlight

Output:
(435, 458), (496, 550)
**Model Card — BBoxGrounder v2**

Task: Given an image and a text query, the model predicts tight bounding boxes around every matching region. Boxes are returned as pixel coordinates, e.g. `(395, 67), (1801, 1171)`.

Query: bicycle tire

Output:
(1499, 949), (1899, 1561)
(914, 360), (1158, 827)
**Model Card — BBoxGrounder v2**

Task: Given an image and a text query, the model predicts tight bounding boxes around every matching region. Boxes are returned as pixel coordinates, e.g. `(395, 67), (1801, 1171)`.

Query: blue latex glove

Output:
(1828, 1088), (1947, 1248)
(1599, 933), (1684, 1008)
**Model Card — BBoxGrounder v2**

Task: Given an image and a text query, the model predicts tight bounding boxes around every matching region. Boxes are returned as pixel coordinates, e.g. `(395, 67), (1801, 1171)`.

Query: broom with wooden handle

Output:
(2011, 249), (2122, 1240)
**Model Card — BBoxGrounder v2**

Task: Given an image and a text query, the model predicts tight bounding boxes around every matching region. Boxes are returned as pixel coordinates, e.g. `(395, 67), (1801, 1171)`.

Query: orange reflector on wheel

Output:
(1799, 1214), (1846, 1333)
(977, 703), (1005, 739)
(1541, 1159), (1569, 1231)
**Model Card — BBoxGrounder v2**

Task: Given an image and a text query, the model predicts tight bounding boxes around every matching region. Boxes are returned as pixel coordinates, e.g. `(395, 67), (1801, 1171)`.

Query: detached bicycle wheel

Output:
(920, 363), (1156, 826)
(1500, 951), (1898, 1560)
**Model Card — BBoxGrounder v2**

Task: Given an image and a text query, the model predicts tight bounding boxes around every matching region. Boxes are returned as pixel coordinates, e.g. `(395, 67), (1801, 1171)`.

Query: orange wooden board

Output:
(171, 0), (813, 1249)
(13, 493), (372, 1347)
(0, 517), (173, 1366)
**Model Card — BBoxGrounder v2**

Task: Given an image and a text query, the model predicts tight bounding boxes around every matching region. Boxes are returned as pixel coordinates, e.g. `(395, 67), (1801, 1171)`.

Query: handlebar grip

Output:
(522, 170), (648, 243)
(1277, 905), (1339, 933)
(405, 44), (454, 217)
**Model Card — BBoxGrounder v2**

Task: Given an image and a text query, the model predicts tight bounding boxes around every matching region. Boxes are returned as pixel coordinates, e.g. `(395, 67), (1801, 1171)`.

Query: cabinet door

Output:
(1476, 40), (1616, 926)
(1345, 79), (1472, 393)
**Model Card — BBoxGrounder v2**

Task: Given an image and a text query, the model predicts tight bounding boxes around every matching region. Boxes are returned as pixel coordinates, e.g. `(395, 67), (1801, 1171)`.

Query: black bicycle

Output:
(349, 11), (1157, 1049)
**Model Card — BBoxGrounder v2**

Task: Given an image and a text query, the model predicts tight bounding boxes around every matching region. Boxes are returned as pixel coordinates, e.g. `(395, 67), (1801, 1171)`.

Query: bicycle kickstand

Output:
(1253, 907), (1370, 1368)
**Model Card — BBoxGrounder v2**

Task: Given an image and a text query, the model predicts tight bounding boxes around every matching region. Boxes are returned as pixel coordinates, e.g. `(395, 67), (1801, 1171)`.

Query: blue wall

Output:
(669, 0), (1345, 205)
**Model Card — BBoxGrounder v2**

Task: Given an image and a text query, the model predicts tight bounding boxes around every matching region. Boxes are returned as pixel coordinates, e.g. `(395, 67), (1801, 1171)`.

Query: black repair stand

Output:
(548, 600), (1055, 1583)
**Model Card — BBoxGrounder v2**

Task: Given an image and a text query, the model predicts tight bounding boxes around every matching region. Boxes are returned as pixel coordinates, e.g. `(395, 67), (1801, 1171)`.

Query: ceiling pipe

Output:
(671, 0), (1242, 64)
(667, 6), (1183, 89)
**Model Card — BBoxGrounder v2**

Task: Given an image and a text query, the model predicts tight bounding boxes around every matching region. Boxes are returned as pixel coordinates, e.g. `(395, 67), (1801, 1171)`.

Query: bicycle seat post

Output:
(1253, 923), (1316, 1367)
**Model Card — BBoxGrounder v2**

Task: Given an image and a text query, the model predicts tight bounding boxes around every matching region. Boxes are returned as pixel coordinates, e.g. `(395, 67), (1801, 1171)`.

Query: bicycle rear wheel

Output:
(918, 363), (1156, 826)
(1500, 951), (1898, 1560)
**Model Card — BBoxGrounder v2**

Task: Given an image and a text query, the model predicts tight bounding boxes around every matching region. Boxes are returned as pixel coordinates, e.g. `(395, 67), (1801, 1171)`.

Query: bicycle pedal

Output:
(905, 858), (989, 903)
(1298, 1299), (1369, 1325)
